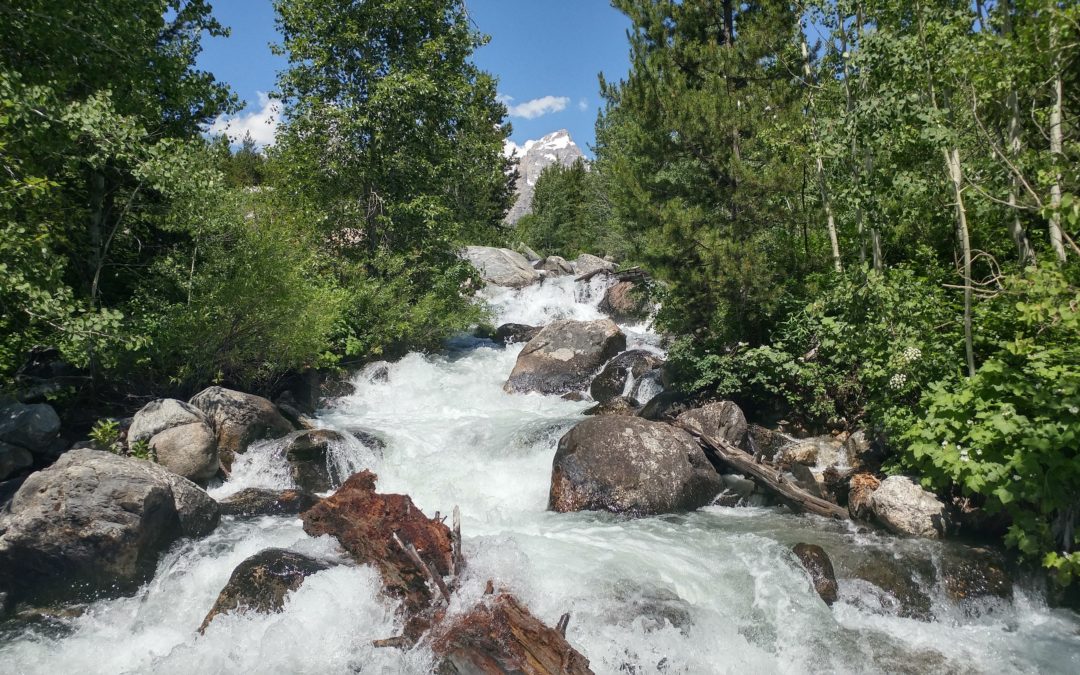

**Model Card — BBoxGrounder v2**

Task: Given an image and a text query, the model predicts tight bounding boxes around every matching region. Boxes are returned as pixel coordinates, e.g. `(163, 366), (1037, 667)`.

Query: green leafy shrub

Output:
(900, 266), (1080, 584)
(89, 418), (122, 453)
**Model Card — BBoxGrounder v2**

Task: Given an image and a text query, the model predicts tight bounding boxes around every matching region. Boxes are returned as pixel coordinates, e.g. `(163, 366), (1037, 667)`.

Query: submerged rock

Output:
(430, 592), (593, 675)
(463, 246), (540, 288)
(939, 546), (1013, 603)
(493, 323), (542, 346)
(583, 396), (640, 417)
(504, 319), (626, 395)
(301, 471), (453, 617)
(549, 416), (721, 516)
(599, 280), (650, 322)
(675, 401), (748, 449)
(199, 548), (332, 632)
(870, 476), (948, 539)
(589, 350), (663, 405)
(0, 449), (219, 607)
(218, 488), (320, 517)
(282, 429), (349, 493)
(189, 386), (294, 469)
(847, 549), (934, 621)
(792, 543), (839, 606)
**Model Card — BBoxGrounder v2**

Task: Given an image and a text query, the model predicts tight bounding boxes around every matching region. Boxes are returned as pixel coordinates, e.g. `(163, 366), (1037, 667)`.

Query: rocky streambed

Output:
(1, 251), (1079, 673)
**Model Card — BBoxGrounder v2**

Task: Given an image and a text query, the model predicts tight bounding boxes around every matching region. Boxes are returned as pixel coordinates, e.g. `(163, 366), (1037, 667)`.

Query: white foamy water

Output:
(3, 272), (1078, 674)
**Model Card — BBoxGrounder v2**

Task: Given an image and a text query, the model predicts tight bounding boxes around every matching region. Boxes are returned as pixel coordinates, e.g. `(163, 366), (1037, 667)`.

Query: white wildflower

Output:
(889, 373), (907, 390)
(1013, 474), (1021, 482)
(902, 346), (922, 363)
(1070, 405), (1079, 415)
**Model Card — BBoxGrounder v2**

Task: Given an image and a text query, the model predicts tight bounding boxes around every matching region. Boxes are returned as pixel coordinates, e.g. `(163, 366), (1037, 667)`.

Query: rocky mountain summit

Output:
(505, 129), (585, 225)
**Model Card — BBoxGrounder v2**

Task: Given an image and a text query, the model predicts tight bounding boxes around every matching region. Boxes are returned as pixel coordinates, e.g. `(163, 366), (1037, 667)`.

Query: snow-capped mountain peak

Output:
(504, 130), (585, 225)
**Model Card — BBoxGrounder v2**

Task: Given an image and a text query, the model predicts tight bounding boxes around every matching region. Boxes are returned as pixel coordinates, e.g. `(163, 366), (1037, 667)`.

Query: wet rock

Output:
(463, 246), (540, 288)
(847, 472), (880, 520)
(589, 350), (663, 404)
(583, 396), (640, 417)
(779, 435), (846, 469)
(282, 429), (349, 493)
(573, 253), (617, 276)
(301, 471), (453, 617)
(0, 442), (33, 481)
(746, 425), (790, 461)
(549, 416), (722, 516)
(0, 401), (61, 455)
(199, 548), (332, 632)
(847, 550), (934, 621)
(788, 463), (826, 500)
(675, 401), (748, 449)
(637, 390), (694, 422)
(219, 488), (321, 517)
(561, 392), (587, 402)
(939, 547), (1013, 603)
(870, 476), (948, 539)
(504, 319), (626, 395)
(127, 398), (205, 446)
(342, 426), (386, 453)
(430, 592), (593, 675)
(0, 449), (219, 606)
(844, 429), (884, 469)
(599, 280), (650, 322)
(147, 421), (219, 487)
(792, 543), (839, 606)
(321, 372), (359, 399)
(534, 255), (574, 275)
(494, 323), (542, 346)
(189, 386), (294, 469)
(715, 473), (762, 507)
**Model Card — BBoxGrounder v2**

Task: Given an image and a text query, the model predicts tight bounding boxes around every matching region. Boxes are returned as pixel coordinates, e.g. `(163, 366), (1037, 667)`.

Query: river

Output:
(2, 274), (1078, 674)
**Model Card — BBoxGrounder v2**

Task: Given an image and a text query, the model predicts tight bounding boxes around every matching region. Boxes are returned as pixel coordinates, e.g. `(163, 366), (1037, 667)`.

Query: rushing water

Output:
(3, 274), (1079, 674)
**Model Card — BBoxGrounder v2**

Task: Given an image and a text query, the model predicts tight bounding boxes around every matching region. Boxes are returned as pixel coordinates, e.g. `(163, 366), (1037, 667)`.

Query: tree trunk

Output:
(801, 31), (843, 273)
(1049, 24), (1066, 262)
(945, 146), (976, 377)
(1003, 4), (1034, 266)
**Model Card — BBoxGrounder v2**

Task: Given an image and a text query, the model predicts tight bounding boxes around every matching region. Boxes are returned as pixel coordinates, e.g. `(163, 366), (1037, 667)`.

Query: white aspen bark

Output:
(801, 31), (843, 273)
(945, 146), (976, 377)
(1049, 25), (1066, 262)
(1003, 4), (1034, 265)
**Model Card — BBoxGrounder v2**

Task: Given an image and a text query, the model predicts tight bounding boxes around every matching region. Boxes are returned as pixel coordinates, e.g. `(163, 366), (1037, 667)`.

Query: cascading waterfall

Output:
(2, 273), (1079, 674)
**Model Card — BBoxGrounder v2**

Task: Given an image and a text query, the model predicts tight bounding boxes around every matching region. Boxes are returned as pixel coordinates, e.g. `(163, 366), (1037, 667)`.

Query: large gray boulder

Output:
(127, 398), (205, 446)
(573, 253), (617, 276)
(0, 442), (33, 481)
(0, 402), (60, 454)
(189, 387), (293, 468)
(463, 246), (540, 288)
(504, 319), (626, 395)
(534, 256), (574, 276)
(549, 416), (722, 515)
(148, 422), (220, 486)
(0, 449), (219, 606)
(589, 350), (664, 404)
(599, 280), (650, 322)
(870, 476), (948, 539)
(675, 401), (748, 450)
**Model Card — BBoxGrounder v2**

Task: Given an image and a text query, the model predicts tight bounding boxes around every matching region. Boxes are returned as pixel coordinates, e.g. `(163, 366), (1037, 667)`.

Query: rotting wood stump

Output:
(431, 592), (593, 675)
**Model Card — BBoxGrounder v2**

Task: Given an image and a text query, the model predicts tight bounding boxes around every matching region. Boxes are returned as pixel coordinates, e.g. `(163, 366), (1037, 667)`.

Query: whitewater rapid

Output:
(2, 274), (1079, 674)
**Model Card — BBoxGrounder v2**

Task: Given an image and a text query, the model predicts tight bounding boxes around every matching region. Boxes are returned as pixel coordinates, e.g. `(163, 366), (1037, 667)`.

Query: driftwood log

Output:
(675, 422), (849, 520)
(574, 265), (647, 284)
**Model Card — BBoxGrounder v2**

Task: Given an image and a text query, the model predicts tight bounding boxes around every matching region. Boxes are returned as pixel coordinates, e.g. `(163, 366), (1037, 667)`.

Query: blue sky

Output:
(199, 1), (632, 156)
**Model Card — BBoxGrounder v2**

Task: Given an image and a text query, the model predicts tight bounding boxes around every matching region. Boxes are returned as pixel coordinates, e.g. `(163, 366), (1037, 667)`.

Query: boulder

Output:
(549, 416), (722, 516)
(792, 543), (838, 606)
(463, 246), (540, 288)
(0, 402), (61, 454)
(844, 429), (883, 468)
(637, 390), (694, 422)
(282, 429), (348, 493)
(779, 436), (847, 469)
(848, 549), (934, 621)
(746, 424), (790, 461)
(504, 319), (626, 395)
(599, 280), (650, 322)
(189, 386), (294, 468)
(583, 396), (640, 417)
(675, 401), (748, 449)
(199, 548), (332, 632)
(534, 256), (574, 275)
(219, 488), (321, 517)
(301, 471), (453, 617)
(939, 546), (1013, 603)
(588, 350), (663, 404)
(148, 422), (219, 486)
(0, 442), (33, 481)
(127, 398), (206, 447)
(870, 476), (948, 539)
(573, 253), (616, 276)
(431, 592), (593, 675)
(493, 323), (542, 346)
(0, 449), (219, 606)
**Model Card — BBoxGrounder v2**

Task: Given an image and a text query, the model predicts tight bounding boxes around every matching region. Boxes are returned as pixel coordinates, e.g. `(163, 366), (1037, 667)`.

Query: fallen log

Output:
(675, 422), (849, 520)
(573, 265), (647, 284)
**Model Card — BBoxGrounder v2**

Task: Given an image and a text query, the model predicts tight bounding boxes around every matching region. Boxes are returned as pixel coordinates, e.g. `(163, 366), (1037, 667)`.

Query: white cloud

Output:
(207, 92), (281, 148)
(500, 94), (570, 120)
(578, 98), (588, 112)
